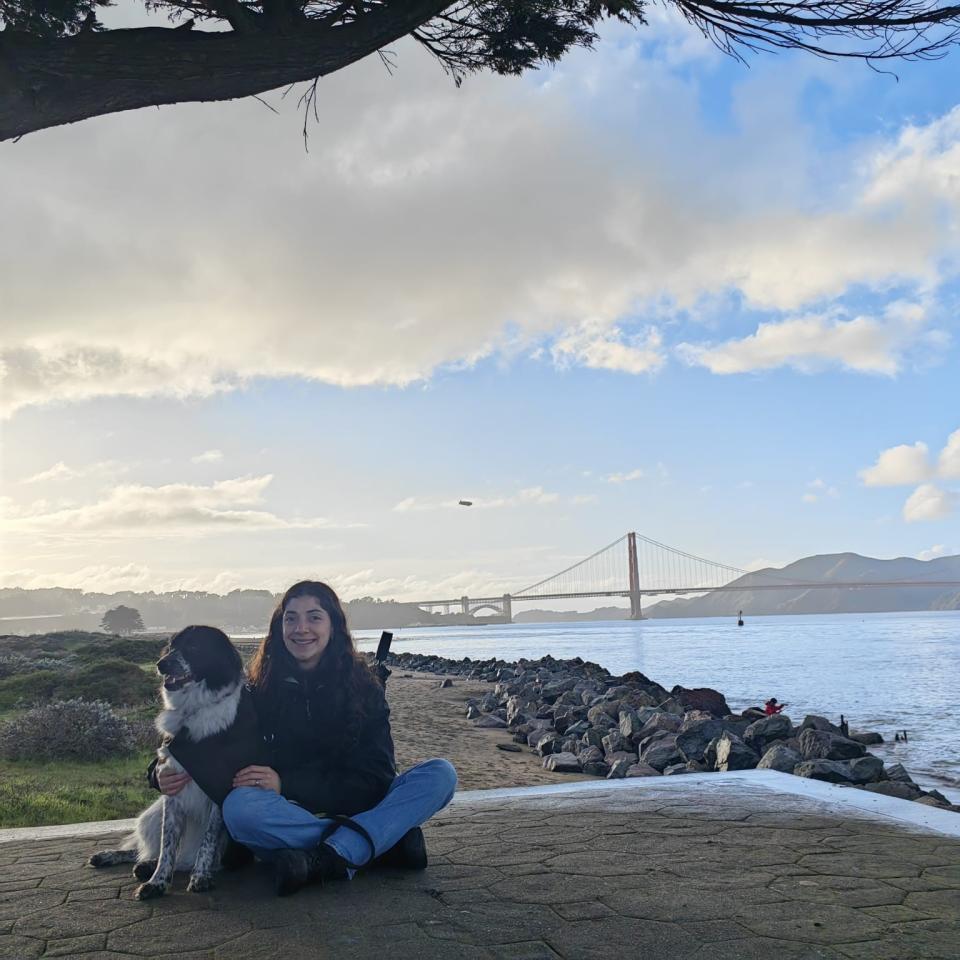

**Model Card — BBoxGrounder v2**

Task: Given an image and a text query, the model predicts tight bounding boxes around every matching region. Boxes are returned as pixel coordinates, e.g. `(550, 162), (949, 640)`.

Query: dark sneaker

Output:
(376, 827), (428, 871)
(274, 843), (349, 897)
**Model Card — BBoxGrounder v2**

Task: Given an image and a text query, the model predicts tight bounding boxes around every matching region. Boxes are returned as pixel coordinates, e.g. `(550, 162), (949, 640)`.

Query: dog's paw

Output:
(186, 874), (214, 894)
(88, 852), (110, 868)
(134, 881), (166, 901)
(133, 861), (157, 882)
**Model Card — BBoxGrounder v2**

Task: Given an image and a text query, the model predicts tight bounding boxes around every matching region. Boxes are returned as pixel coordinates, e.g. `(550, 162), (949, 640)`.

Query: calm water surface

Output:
(351, 611), (960, 797)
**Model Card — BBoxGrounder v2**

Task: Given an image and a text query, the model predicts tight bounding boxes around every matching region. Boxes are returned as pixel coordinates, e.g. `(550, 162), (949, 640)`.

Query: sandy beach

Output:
(386, 672), (594, 790)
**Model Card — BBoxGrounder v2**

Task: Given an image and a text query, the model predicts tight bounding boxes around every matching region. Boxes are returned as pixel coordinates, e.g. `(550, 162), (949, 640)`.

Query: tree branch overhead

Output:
(2, 0), (960, 140)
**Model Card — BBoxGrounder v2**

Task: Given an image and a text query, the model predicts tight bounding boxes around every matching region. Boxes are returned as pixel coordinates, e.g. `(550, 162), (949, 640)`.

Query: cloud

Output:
(859, 442), (932, 487)
(606, 469), (645, 484)
(4, 29), (960, 415)
(192, 449), (224, 464)
(903, 484), (957, 522)
(552, 325), (665, 375)
(801, 478), (839, 503)
(0, 563), (158, 592)
(20, 459), (128, 484)
(917, 544), (950, 561)
(938, 428), (960, 479)
(678, 303), (936, 376)
(1, 475), (352, 536)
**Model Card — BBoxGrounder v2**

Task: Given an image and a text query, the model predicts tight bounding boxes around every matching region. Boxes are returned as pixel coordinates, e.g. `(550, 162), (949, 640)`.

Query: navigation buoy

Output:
(737, 609), (744, 627)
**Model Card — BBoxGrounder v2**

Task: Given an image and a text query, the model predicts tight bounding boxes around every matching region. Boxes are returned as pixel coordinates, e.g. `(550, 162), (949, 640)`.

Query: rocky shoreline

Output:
(376, 651), (960, 813)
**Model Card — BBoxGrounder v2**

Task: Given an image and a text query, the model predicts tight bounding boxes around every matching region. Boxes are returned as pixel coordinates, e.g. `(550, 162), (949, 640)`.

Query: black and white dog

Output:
(90, 625), (258, 900)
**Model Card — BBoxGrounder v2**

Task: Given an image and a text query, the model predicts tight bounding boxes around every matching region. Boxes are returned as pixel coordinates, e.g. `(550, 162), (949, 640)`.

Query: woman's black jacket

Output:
(253, 667), (397, 816)
(149, 668), (397, 816)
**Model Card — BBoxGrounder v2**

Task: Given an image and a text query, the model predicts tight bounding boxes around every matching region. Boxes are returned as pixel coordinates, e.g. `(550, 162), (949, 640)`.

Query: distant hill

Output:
(3, 552), (959, 633)
(645, 552), (960, 618)
(0, 588), (455, 635)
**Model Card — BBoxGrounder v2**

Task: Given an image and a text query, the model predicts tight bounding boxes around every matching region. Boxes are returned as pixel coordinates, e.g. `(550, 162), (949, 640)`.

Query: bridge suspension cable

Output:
(514, 534), (629, 598)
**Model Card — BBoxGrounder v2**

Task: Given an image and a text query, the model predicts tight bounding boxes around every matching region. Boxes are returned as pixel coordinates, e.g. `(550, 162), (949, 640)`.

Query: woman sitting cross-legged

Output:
(157, 580), (457, 896)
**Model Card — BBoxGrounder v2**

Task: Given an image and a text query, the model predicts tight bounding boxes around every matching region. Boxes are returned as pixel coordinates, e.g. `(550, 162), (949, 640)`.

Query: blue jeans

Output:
(222, 758), (457, 875)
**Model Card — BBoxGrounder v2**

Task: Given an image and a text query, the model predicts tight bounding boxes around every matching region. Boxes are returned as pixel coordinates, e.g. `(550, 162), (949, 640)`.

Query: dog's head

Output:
(157, 625), (244, 696)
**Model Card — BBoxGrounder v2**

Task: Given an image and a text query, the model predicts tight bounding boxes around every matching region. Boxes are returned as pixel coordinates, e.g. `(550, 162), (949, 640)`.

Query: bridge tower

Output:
(627, 531), (642, 620)
(502, 594), (512, 623)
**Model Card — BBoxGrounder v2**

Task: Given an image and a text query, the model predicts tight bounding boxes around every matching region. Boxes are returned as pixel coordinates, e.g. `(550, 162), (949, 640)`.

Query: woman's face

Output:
(281, 595), (332, 671)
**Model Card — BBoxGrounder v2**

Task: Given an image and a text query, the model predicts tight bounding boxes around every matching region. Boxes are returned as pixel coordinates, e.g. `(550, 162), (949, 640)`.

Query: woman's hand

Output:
(233, 765), (281, 793)
(157, 767), (192, 797)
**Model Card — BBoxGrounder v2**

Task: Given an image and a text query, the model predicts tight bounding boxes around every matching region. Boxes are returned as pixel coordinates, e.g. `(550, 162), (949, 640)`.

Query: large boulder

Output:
(578, 745), (604, 766)
(601, 731), (627, 757)
(794, 759), (857, 783)
(847, 755), (885, 784)
(797, 728), (866, 761)
(640, 736), (685, 772)
(606, 758), (634, 779)
(862, 781), (923, 801)
(714, 732), (759, 771)
(670, 685), (731, 717)
(582, 760), (611, 777)
(757, 743), (801, 773)
(676, 712), (726, 762)
(586, 705), (617, 728)
(619, 709), (644, 741)
(849, 731), (884, 746)
(505, 695), (534, 726)
(543, 752), (581, 773)
(625, 762), (661, 777)
(637, 712), (681, 741)
(534, 732), (561, 756)
(801, 715), (842, 735)
(885, 763), (915, 784)
(473, 714), (507, 729)
(743, 713), (793, 749)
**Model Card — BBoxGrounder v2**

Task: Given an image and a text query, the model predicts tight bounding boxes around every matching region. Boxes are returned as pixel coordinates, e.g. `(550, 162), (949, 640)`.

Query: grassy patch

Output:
(0, 659), (158, 710)
(0, 753), (157, 828)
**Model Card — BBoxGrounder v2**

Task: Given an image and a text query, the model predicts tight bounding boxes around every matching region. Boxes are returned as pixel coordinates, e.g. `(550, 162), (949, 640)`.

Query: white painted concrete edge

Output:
(453, 770), (960, 838)
(2, 769), (958, 845)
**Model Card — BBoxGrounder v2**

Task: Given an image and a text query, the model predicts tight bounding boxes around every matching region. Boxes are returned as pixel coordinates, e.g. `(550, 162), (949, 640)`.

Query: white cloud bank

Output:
(861, 428), (960, 522)
(903, 484), (958, 522)
(678, 302), (941, 376)
(1, 475), (353, 537)
(2, 28), (959, 417)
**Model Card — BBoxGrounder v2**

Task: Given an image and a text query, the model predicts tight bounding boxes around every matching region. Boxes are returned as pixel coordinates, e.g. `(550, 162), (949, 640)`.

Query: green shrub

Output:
(0, 660), (158, 710)
(57, 660), (158, 706)
(0, 670), (61, 710)
(72, 636), (168, 665)
(0, 699), (136, 761)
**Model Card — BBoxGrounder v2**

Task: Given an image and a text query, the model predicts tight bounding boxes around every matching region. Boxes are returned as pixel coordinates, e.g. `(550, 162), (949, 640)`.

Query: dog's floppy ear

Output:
(178, 625), (244, 691)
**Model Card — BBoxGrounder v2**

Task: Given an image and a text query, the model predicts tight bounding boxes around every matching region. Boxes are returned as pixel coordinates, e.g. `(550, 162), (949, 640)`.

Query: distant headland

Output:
(1, 551), (958, 635)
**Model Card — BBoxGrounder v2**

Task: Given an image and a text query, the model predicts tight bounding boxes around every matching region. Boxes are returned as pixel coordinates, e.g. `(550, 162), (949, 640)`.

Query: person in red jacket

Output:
(764, 697), (787, 715)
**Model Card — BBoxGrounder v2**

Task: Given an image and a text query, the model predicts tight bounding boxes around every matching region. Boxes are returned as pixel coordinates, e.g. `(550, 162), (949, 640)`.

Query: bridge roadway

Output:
(414, 579), (960, 608)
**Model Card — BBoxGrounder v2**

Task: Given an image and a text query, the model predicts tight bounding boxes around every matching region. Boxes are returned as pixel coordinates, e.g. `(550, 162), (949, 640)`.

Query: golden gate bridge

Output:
(412, 532), (960, 622)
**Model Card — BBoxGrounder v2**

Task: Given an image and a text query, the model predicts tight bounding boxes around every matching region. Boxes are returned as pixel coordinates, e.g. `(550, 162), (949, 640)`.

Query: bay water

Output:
(351, 610), (960, 799)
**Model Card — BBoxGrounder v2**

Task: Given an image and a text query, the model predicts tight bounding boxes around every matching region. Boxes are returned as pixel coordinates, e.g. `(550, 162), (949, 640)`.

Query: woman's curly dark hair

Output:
(248, 581), (381, 751)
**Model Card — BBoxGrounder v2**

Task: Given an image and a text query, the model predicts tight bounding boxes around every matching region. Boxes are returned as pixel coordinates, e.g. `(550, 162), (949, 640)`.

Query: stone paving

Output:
(1, 779), (958, 960)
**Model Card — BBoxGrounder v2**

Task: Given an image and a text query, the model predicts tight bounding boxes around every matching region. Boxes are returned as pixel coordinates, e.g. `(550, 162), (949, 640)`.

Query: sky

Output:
(1, 6), (959, 604)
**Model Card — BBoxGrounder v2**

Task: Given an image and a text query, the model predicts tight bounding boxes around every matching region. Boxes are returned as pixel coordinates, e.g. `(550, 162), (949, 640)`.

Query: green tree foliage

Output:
(99, 605), (145, 635)
(4, 1), (960, 141)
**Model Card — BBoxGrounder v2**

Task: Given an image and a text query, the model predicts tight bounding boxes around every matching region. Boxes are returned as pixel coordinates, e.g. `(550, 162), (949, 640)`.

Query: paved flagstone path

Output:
(1, 778), (958, 960)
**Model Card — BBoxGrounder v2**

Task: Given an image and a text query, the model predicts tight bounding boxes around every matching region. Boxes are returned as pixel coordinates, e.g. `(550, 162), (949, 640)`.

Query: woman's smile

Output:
(282, 595), (332, 670)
